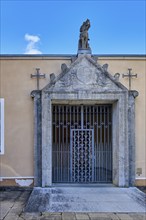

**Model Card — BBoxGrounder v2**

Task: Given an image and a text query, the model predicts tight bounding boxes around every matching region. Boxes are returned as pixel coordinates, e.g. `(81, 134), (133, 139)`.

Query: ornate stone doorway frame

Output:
(31, 89), (138, 187)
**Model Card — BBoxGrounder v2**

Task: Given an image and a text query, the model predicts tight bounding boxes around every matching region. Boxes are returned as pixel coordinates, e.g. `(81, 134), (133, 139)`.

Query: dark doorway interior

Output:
(52, 104), (112, 183)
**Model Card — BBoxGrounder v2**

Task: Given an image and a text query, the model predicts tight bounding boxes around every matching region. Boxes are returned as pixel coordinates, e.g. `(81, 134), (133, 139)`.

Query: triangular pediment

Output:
(42, 54), (127, 93)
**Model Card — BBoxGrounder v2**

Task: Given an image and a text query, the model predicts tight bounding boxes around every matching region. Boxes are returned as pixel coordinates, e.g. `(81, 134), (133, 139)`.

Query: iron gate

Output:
(52, 105), (112, 183)
(70, 129), (94, 183)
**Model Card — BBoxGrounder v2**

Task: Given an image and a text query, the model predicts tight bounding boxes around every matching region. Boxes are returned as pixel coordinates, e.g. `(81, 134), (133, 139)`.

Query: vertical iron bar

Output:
(104, 106), (106, 182)
(70, 129), (72, 182)
(99, 106), (101, 181)
(110, 106), (112, 181)
(85, 130), (87, 182)
(73, 107), (75, 182)
(66, 106), (69, 182)
(93, 106), (95, 182)
(56, 106), (60, 182)
(59, 106), (61, 181)
(78, 130), (80, 182)
(52, 106), (54, 182)
(108, 106), (110, 181)
(55, 106), (57, 182)
(70, 106), (72, 181)
(92, 129), (94, 182)
(81, 105), (83, 129)
(85, 106), (88, 129)
(74, 130), (76, 182)
(106, 107), (108, 182)
(88, 130), (90, 182)
(54, 106), (56, 182)
(75, 106), (76, 129)
(81, 130), (83, 182)
(61, 106), (64, 182)
(73, 106), (75, 128)
(77, 106), (78, 128)
(96, 106), (98, 182)
(89, 106), (90, 129)
(101, 107), (103, 181)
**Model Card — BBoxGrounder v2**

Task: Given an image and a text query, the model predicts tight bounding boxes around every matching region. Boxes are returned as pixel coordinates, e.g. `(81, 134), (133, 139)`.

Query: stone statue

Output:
(78, 19), (91, 50)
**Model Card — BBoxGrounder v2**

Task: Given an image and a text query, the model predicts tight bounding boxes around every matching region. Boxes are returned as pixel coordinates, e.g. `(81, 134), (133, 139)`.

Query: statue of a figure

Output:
(78, 19), (91, 50)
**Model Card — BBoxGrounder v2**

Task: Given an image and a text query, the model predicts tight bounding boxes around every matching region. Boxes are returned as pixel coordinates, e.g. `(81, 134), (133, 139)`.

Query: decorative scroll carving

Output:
(61, 63), (69, 73)
(102, 64), (108, 71)
(31, 90), (41, 99)
(114, 73), (120, 82)
(50, 73), (55, 82)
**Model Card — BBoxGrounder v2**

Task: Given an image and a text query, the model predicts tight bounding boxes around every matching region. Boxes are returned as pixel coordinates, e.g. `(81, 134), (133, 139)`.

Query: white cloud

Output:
(25, 34), (40, 43)
(24, 33), (42, 54)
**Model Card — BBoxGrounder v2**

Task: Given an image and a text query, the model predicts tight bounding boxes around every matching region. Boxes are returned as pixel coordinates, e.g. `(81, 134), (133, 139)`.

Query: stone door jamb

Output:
(41, 90), (130, 187)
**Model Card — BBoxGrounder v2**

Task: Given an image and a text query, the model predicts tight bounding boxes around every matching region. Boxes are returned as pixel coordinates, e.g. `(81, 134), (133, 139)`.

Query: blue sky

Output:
(1, 0), (146, 55)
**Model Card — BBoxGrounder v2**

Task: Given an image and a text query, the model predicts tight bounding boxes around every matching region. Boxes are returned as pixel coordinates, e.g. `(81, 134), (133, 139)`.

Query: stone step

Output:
(25, 187), (146, 213)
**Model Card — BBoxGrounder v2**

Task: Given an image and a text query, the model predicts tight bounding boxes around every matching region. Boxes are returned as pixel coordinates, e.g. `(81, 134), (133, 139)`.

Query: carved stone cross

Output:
(122, 68), (137, 90)
(31, 68), (46, 90)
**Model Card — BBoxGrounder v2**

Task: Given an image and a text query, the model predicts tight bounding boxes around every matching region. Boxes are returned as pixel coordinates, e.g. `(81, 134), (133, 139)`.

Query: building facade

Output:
(0, 53), (146, 187)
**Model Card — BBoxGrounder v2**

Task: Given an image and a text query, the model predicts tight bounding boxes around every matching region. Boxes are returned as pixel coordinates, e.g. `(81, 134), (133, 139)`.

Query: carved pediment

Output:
(43, 54), (127, 93)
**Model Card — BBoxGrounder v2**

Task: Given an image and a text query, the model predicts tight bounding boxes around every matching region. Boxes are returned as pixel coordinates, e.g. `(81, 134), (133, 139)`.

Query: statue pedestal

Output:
(77, 49), (92, 55)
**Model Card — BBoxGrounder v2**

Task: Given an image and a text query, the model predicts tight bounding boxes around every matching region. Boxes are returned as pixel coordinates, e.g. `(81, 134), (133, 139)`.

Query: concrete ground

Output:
(0, 188), (146, 220)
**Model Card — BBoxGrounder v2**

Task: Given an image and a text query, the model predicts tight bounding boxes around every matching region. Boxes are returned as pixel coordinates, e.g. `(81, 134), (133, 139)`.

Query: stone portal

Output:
(31, 20), (138, 187)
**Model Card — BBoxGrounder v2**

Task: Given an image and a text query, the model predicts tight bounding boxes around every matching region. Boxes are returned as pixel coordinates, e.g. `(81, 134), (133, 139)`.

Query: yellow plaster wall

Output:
(98, 57), (146, 180)
(0, 56), (145, 185)
(0, 57), (71, 179)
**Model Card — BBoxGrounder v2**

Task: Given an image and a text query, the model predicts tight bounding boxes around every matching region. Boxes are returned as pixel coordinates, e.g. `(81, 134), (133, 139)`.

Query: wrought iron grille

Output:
(52, 105), (112, 183)
(70, 129), (94, 183)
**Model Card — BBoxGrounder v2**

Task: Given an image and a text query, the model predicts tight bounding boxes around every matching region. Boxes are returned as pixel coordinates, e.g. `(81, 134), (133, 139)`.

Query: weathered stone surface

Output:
(1, 189), (146, 220)
(44, 55), (123, 92)
(25, 188), (51, 212)
(31, 90), (42, 187)
(40, 213), (62, 220)
(0, 190), (22, 201)
(127, 187), (146, 207)
(62, 212), (76, 220)
(116, 213), (133, 220)
(106, 213), (120, 220)
(88, 213), (120, 220)
(30, 53), (138, 189)
(78, 19), (91, 51)
(76, 213), (90, 220)
(89, 213), (110, 218)
(3, 213), (19, 220)
(0, 191), (29, 219)
(25, 187), (146, 212)
(129, 213), (146, 220)
(0, 202), (12, 219)
(21, 212), (41, 218)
